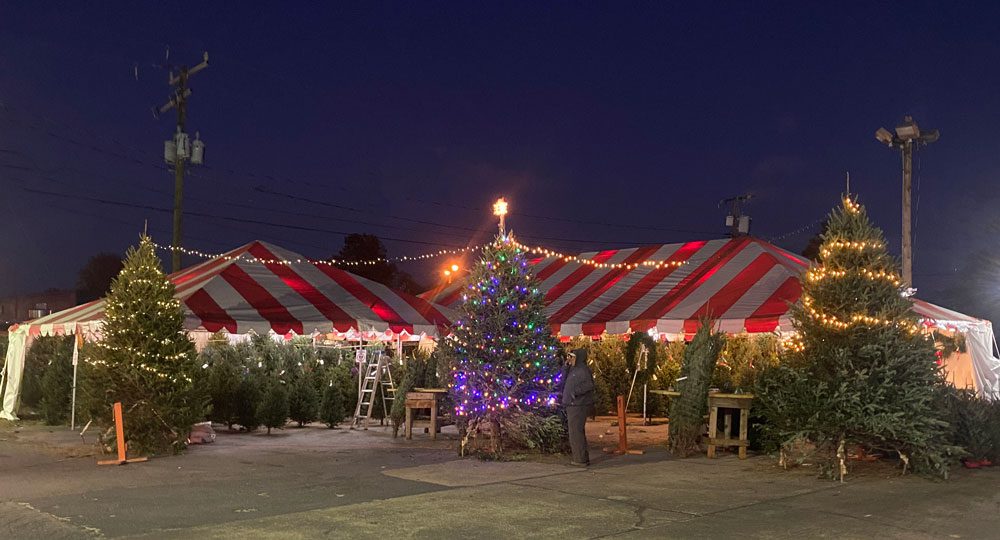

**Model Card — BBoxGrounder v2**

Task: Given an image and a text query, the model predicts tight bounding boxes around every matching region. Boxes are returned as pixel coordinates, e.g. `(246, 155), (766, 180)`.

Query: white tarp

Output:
(0, 326), (30, 421)
(965, 322), (1000, 400)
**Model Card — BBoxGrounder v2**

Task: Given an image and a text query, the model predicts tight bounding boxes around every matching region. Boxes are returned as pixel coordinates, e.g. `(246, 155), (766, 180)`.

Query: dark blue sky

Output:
(1, 3), (998, 317)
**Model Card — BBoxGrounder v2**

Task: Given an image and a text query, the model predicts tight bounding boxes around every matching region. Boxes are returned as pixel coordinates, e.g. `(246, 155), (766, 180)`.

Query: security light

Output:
(875, 127), (894, 146)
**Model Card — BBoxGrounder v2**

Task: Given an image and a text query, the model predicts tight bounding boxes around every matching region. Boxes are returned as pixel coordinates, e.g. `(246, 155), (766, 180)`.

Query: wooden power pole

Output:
(156, 52), (209, 273)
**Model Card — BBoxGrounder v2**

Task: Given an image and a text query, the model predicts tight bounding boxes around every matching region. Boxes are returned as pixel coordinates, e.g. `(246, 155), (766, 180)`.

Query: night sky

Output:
(1, 3), (998, 320)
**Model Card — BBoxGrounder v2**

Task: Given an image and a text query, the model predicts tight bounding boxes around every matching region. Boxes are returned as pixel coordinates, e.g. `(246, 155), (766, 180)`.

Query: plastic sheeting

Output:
(966, 322), (1000, 400)
(0, 326), (29, 421)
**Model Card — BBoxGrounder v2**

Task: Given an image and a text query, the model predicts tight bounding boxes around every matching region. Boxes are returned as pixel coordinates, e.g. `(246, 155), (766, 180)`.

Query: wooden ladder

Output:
(352, 351), (386, 430)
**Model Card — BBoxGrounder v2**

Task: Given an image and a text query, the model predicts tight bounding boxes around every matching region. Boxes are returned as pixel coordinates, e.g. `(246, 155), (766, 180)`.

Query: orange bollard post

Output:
(604, 394), (644, 456)
(98, 402), (148, 466)
(617, 395), (628, 453)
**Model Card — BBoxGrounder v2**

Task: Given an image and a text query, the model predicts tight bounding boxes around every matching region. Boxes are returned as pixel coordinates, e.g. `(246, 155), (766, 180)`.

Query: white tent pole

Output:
(70, 333), (80, 430)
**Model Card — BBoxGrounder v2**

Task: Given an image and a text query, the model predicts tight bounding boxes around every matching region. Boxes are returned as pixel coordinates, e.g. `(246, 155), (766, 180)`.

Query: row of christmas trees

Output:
(439, 195), (999, 475)
(57, 196), (1000, 474)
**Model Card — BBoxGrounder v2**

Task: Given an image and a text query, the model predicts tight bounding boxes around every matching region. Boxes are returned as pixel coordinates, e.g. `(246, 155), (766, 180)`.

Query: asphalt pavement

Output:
(2, 421), (999, 539)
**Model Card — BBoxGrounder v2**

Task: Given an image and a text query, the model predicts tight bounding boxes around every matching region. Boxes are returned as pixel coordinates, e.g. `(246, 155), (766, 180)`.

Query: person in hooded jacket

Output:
(560, 348), (596, 466)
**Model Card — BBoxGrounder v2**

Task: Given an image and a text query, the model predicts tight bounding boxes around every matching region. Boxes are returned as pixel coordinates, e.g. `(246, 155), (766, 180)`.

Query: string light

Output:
(151, 240), (482, 267)
(781, 334), (806, 353)
(819, 239), (885, 259)
(801, 294), (920, 333)
(507, 238), (687, 270)
(843, 196), (862, 214)
(805, 267), (902, 287)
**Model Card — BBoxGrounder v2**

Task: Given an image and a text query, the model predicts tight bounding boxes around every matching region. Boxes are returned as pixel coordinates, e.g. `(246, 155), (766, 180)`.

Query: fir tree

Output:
(40, 346), (74, 425)
(440, 233), (562, 452)
(81, 235), (203, 454)
(258, 379), (289, 434)
(758, 196), (957, 477)
(234, 373), (262, 431)
(668, 322), (724, 457)
(199, 341), (243, 429)
(320, 378), (347, 428)
(288, 375), (319, 427)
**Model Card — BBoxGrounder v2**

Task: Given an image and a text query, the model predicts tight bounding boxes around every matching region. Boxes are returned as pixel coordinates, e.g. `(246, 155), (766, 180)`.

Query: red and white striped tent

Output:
(1, 240), (456, 420)
(420, 236), (983, 338)
(23, 240), (455, 339)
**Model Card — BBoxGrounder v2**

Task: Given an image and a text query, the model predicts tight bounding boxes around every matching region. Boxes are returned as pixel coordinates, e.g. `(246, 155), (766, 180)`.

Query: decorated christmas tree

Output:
(757, 195), (957, 477)
(441, 232), (563, 453)
(81, 235), (204, 454)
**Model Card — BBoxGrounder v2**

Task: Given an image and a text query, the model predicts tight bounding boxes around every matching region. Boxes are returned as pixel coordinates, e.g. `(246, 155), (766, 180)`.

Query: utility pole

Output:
(720, 193), (753, 237)
(155, 51), (209, 273)
(875, 116), (939, 287)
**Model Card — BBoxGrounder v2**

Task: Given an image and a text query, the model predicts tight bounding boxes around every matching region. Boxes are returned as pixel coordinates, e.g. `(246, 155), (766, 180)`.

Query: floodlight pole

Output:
(875, 115), (938, 288)
(901, 139), (913, 287)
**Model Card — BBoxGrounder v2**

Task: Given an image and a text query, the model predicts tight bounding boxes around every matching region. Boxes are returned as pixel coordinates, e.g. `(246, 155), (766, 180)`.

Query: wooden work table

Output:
(405, 388), (447, 440)
(650, 390), (754, 459)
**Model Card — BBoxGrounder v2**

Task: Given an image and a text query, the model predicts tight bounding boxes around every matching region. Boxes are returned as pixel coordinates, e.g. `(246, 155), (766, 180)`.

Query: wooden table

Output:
(405, 388), (447, 440)
(707, 393), (754, 459)
(650, 390), (754, 459)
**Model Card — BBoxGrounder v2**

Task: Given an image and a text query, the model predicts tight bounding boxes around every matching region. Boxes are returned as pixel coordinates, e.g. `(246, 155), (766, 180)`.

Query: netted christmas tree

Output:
(668, 322), (724, 457)
(441, 233), (563, 454)
(756, 195), (958, 478)
(81, 235), (204, 454)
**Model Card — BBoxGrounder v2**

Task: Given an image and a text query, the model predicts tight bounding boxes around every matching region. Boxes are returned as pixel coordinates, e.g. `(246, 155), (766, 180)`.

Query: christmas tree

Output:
(288, 374), (319, 427)
(81, 235), (203, 454)
(319, 377), (347, 428)
(441, 233), (562, 452)
(758, 196), (957, 477)
(258, 378), (289, 434)
(668, 322), (724, 457)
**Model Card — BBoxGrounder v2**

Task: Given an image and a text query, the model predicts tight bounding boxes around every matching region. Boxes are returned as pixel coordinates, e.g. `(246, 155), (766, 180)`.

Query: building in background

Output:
(0, 289), (77, 328)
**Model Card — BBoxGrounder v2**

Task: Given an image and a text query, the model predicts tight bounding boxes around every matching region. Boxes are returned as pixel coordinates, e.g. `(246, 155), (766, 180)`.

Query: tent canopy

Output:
(423, 237), (809, 336)
(2, 240), (457, 420)
(422, 236), (987, 337)
(420, 236), (999, 399)
(25, 240), (455, 338)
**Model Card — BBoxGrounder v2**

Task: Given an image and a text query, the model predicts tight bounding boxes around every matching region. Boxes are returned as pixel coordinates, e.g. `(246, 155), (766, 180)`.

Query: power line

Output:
(4, 98), (723, 249)
(21, 186), (470, 249)
(768, 218), (825, 242)
(0, 155), (480, 244)
(3, 105), (723, 238)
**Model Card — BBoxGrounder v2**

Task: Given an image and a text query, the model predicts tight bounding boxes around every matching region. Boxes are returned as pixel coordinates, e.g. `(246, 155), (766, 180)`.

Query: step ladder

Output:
(351, 350), (396, 429)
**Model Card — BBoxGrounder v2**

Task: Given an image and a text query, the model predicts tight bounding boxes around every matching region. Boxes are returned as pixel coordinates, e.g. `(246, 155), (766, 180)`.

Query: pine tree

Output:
(258, 379), (289, 434)
(759, 195), (957, 477)
(440, 233), (562, 452)
(81, 235), (203, 454)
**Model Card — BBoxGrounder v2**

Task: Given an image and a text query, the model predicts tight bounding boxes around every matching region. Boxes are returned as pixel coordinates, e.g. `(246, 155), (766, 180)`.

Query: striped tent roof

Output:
(420, 236), (980, 337)
(24, 241), (455, 338)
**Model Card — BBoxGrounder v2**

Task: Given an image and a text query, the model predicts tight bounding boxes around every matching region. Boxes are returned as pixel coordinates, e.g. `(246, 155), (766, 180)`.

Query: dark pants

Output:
(566, 405), (590, 464)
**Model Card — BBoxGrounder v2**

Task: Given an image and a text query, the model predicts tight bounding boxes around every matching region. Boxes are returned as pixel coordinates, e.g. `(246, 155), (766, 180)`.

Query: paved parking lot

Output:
(2, 421), (998, 539)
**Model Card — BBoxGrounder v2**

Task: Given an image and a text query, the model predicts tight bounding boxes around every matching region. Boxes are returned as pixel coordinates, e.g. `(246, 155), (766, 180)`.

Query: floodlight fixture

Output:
(875, 127), (894, 146)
